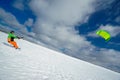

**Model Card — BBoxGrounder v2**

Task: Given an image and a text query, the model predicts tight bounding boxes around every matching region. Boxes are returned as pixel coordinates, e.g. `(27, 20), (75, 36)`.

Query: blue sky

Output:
(0, 0), (120, 73)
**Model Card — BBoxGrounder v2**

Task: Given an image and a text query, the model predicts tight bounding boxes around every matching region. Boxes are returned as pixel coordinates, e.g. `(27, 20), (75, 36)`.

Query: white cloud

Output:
(29, 0), (95, 51)
(24, 18), (34, 27)
(92, 48), (120, 72)
(87, 31), (98, 37)
(12, 0), (25, 10)
(30, 0), (95, 26)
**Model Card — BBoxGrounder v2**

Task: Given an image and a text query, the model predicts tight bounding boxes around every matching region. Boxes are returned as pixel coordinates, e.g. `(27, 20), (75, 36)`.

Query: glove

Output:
(17, 36), (20, 39)
(17, 36), (24, 39)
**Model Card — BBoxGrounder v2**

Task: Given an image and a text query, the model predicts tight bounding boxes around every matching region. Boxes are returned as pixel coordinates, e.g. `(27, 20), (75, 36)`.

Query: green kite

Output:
(96, 30), (111, 41)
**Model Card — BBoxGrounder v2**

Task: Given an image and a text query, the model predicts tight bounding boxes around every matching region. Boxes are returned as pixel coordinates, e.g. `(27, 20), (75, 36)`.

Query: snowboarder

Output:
(7, 31), (20, 49)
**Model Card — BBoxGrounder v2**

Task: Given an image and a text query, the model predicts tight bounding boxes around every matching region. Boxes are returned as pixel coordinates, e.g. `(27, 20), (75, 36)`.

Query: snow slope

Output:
(0, 31), (120, 80)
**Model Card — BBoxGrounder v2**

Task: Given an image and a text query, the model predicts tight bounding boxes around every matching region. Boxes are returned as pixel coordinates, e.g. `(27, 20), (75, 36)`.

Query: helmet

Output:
(10, 31), (15, 33)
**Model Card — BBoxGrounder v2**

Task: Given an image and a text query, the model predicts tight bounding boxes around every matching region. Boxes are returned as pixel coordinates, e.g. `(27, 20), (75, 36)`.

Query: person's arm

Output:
(12, 34), (17, 39)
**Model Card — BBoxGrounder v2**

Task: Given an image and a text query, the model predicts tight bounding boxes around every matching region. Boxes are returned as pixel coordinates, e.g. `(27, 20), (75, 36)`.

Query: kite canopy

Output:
(96, 30), (111, 41)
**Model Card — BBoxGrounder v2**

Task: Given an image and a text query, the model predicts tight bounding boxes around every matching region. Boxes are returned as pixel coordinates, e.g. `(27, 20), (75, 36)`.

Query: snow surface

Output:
(0, 31), (120, 80)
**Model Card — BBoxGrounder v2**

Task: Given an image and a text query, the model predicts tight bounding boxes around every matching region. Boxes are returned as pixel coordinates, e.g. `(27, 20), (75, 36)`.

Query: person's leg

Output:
(9, 41), (19, 49)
